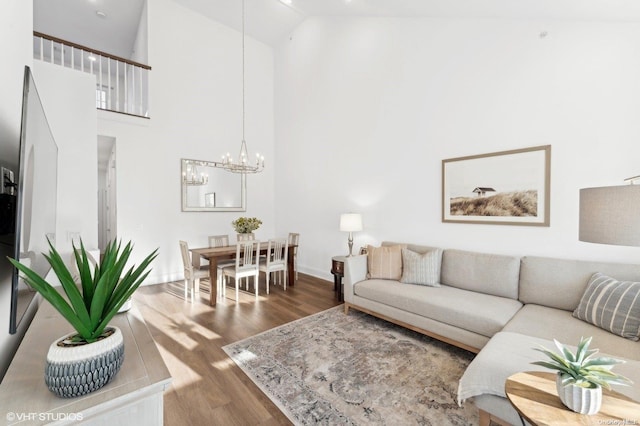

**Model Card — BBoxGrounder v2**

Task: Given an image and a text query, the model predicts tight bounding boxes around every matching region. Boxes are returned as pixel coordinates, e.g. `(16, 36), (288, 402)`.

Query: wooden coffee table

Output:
(505, 371), (640, 425)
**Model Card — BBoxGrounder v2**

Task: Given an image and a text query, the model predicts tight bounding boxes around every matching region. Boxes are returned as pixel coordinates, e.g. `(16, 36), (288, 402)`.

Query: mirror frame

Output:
(181, 158), (246, 212)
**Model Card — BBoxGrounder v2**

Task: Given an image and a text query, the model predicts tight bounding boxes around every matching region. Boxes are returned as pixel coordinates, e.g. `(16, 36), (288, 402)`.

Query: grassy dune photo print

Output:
(449, 190), (538, 217)
(442, 145), (550, 226)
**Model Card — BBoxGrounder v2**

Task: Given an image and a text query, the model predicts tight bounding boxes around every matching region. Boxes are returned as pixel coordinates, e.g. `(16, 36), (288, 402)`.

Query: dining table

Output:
(190, 243), (298, 306)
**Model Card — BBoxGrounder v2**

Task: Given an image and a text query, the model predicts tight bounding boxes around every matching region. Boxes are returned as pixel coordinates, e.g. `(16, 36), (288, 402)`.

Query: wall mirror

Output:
(181, 158), (246, 212)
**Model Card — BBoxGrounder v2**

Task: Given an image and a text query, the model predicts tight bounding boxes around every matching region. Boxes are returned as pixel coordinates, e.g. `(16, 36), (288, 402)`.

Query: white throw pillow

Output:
(400, 248), (441, 287)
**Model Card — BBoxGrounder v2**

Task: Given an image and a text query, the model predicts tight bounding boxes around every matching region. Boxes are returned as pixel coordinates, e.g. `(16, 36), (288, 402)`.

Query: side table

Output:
(505, 371), (640, 425)
(331, 256), (347, 302)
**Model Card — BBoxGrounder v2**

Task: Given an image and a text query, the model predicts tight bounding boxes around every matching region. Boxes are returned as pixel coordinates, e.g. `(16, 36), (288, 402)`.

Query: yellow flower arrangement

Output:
(232, 217), (262, 233)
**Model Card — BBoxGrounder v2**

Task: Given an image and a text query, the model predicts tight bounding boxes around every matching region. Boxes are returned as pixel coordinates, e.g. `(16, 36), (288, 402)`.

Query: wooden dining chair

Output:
(196, 235), (230, 269)
(209, 235), (230, 247)
(288, 232), (300, 280)
(179, 240), (209, 303)
(221, 240), (261, 301)
(259, 238), (289, 294)
(208, 234), (234, 296)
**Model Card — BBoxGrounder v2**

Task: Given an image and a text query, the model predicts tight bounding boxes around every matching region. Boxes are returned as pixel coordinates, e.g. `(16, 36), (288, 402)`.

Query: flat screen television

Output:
(0, 66), (57, 334)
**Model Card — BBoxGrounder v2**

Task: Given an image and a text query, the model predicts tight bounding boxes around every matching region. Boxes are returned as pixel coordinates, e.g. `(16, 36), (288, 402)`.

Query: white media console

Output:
(0, 300), (171, 425)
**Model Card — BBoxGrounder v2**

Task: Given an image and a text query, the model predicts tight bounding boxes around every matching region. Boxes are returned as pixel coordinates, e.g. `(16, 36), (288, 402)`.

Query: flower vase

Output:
(237, 232), (255, 241)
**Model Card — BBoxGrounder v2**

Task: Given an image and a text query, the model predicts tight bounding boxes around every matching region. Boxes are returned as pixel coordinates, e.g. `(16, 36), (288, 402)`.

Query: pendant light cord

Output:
(219, 0), (263, 173)
(242, 0), (245, 142)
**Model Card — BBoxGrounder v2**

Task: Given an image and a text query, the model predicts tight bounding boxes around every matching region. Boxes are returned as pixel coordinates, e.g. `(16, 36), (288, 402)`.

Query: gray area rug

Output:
(223, 306), (479, 425)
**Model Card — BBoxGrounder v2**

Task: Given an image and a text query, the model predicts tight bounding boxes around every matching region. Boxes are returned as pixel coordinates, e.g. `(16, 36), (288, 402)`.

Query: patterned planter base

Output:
(45, 327), (125, 398)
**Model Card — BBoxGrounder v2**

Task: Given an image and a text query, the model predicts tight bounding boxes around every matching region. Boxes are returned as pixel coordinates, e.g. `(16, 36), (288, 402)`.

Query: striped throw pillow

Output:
(367, 245), (405, 280)
(400, 248), (442, 287)
(573, 272), (640, 341)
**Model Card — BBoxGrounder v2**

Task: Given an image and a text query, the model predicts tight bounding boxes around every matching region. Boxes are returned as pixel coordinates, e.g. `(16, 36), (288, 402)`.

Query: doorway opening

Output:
(97, 136), (117, 254)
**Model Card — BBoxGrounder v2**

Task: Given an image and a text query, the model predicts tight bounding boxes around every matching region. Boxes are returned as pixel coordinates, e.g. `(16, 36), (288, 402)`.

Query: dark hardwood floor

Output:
(134, 273), (341, 425)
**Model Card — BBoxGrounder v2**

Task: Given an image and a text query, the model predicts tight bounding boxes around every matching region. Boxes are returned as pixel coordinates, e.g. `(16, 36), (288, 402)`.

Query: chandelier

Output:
(182, 162), (208, 186)
(220, 0), (264, 174)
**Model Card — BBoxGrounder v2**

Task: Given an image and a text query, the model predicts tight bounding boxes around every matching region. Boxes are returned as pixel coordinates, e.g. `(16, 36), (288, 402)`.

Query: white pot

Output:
(45, 327), (125, 398)
(556, 373), (602, 415)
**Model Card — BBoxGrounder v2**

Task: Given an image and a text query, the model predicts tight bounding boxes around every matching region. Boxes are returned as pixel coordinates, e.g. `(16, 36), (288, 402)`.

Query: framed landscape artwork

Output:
(442, 145), (551, 226)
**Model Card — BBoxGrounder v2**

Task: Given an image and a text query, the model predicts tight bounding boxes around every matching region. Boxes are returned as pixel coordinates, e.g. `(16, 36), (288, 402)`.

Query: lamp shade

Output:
(340, 213), (363, 232)
(579, 185), (640, 247)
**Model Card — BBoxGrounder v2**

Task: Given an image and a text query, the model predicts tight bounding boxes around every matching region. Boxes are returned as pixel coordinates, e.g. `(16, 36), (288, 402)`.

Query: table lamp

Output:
(340, 213), (363, 257)
(579, 179), (640, 247)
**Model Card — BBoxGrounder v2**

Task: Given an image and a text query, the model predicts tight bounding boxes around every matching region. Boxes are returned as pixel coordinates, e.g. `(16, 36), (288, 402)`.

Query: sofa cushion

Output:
(502, 304), (640, 360)
(458, 332), (551, 403)
(458, 331), (640, 404)
(573, 273), (640, 341)
(440, 249), (520, 299)
(367, 244), (405, 280)
(400, 248), (441, 287)
(353, 279), (522, 338)
(519, 256), (640, 311)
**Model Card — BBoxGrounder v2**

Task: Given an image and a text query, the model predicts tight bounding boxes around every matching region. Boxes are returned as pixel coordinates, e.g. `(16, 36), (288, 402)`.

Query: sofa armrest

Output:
(344, 255), (367, 303)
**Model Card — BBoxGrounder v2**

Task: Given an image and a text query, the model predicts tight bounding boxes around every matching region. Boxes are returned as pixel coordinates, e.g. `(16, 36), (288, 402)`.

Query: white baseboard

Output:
(142, 272), (183, 286)
(298, 266), (333, 282)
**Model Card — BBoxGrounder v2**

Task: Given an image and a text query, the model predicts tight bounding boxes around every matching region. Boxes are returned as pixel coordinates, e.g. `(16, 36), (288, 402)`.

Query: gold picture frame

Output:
(442, 145), (551, 226)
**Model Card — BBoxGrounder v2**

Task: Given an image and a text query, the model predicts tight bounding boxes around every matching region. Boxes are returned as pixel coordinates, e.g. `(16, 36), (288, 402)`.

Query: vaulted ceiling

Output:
(179, 0), (640, 46)
(34, 0), (146, 59)
(34, 0), (640, 59)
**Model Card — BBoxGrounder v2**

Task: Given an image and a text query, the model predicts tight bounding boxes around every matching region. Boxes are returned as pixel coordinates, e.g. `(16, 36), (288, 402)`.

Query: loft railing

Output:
(33, 32), (151, 118)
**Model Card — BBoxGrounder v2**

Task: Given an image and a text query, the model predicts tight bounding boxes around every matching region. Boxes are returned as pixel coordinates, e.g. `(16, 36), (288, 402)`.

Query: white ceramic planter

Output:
(556, 373), (602, 415)
(45, 327), (125, 398)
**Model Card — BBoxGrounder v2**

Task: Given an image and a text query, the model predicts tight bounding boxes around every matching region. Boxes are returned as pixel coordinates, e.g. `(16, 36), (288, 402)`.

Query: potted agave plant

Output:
(8, 239), (157, 398)
(532, 336), (632, 414)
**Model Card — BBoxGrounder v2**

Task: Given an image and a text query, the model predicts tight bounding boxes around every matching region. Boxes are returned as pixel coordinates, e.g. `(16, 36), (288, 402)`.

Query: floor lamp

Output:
(579, 182), (640, 247)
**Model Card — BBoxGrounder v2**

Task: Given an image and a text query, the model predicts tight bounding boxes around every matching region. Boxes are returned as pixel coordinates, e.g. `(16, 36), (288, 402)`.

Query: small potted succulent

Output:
(532, 336), (632, 414)
(232, 217), (262, 234)
(8, 239), (157, 398)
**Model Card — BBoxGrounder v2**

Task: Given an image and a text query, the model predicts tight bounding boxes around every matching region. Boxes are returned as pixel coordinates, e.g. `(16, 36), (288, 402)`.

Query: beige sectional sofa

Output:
(343, 242), (640, 425)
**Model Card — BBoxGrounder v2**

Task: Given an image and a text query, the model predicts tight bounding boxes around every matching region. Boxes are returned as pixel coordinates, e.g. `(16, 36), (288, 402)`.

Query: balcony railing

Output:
(33, 32), (151, 118)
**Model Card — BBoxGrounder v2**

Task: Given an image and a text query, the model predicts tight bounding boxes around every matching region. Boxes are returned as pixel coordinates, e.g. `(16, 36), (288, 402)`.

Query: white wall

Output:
(0, 0), (34, 381)
(275, 17), (640, 279)
(97, 0), (275, 284)
(32, 61), (99, 255)
(131, 0), (149, 64)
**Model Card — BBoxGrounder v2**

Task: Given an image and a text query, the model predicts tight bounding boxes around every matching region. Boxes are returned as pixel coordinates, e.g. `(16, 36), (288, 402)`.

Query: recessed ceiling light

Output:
(279, 0), (292, 5)
(96, 10), (107, 18)
(88, 55), (97, 62)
